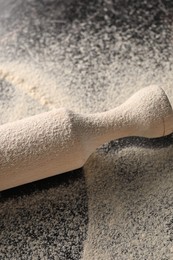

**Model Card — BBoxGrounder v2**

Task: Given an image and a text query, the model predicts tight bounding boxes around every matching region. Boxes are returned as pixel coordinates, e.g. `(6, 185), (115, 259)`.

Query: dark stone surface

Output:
(1, 0), (173, 259)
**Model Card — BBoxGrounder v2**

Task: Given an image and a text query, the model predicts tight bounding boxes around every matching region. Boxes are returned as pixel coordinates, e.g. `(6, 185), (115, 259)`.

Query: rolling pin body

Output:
(0, 86), (173, 190)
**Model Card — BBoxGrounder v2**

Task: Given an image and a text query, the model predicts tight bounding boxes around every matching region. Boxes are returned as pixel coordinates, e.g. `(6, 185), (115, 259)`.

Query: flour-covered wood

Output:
(0, 85), (173, 191)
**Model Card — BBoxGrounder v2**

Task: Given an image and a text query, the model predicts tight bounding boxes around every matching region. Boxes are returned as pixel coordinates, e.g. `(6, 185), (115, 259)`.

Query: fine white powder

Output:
(1, 1), (173, 257)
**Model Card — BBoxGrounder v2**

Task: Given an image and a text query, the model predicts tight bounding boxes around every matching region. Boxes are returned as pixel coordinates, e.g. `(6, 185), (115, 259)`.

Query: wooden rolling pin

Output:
(0, 85), (173, 191)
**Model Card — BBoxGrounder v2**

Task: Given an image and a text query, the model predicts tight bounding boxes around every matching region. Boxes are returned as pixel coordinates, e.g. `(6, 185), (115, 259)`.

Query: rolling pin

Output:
(0, 85), (173, 191)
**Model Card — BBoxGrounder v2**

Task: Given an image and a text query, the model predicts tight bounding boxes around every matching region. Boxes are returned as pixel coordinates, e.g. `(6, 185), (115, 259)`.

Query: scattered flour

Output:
(1, 0), (173, 259)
